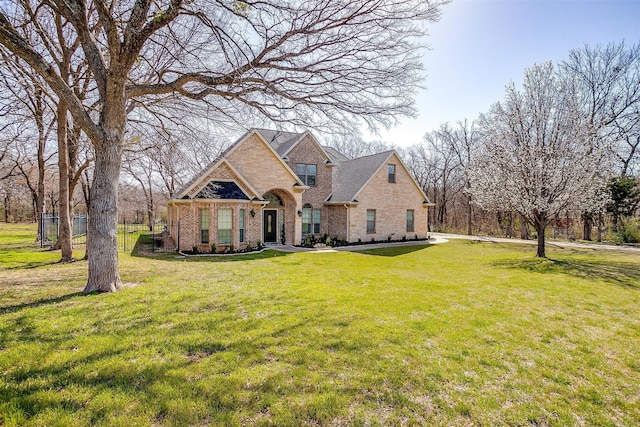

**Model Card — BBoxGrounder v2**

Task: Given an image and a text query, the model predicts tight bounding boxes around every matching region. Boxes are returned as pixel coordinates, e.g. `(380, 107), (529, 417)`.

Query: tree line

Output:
(395, 42), (640, 257)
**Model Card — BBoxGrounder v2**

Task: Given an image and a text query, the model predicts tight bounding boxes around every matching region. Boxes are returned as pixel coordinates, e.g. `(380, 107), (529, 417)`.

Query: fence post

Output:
(152, 214), (155, 253)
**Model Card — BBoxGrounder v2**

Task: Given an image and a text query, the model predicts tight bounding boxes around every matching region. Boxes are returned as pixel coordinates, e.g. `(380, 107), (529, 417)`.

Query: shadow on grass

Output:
(354, 244), (433, 257)
(0, 306), (328, 426)
(0, 291), (88, 315)
(492, 257), (640, 290)
(5, 258), (66, 271)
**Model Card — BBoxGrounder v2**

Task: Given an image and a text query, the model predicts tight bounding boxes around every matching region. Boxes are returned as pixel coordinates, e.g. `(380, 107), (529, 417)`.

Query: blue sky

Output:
(375, 0), (640, 147)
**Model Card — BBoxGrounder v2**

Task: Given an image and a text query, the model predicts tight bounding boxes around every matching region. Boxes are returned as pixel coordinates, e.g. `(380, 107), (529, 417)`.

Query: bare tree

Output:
(468, 62), (610, 258)
(560, 42), (640, 239)
(442, 119), (478, 235)
(421, 124), (464, 229)
(328, 133), (396, 160)
(0, 56), (57, 237)
(612, 113), (640, 177)
(0, 0), (446, 292)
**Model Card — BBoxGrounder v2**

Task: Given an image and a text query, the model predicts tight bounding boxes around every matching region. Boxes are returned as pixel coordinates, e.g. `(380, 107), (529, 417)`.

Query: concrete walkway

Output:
(431, 232), (640, 253)
(265, 233), (640, 254)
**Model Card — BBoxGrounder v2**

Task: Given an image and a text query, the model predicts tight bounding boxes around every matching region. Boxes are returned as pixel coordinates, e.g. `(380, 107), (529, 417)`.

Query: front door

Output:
(263, 210), (277, 243)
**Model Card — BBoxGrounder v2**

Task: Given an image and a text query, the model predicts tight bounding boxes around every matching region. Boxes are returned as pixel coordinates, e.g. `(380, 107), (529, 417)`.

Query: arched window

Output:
(264, 192), (284, 207)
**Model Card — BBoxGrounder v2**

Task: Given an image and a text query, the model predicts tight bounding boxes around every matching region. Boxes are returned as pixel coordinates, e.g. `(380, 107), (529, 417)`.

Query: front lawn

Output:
(1, 224), (639, 426)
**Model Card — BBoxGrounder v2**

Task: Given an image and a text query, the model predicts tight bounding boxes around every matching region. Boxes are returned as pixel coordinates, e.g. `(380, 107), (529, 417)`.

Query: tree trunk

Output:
(147, 174), (154, 231)
(534, 212), (547, 258)
(84, 140), (122, 292)
(520, 215), (530, 240)
(582, 212), (592, 241)
(55, 102), (74, 262)
(536, 226), (546, 258)
(505, 211), (513, 238)
(466, 192), (472, 236)
(597, 212), (603, 242)
(35, 89), (46, 242)
(81, 169), (91, 261)
(4, 195), (9, 223)
(83, 75), (125, 293)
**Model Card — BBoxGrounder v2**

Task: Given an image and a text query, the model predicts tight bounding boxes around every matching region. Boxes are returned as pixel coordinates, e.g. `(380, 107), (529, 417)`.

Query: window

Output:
(406, 209), (414, 232)
(239, 209), (245, 243)
(388, 164), (396, 183)
(264, 192), (283, 207)
(313, 209), (321, 234)
(217, 209), (232, 245)
(302, 204), (312, 234)
(366, 209), (376, 233)
(296, 164), (317, 186)
(199, 209), (209, 244)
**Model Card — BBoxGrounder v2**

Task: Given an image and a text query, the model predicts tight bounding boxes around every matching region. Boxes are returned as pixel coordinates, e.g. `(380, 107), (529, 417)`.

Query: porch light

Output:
(250, 209), (256, 218)
(297, 210), (302, 217)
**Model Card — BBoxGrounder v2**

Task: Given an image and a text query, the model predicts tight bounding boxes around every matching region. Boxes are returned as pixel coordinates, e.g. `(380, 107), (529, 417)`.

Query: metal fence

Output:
(40, 214), (178, 254)
(118, 219), (178, 253)
(40, 213), (88, 248)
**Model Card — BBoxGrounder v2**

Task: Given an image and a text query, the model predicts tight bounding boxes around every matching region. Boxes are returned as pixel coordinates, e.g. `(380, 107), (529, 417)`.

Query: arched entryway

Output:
(262, 189), (296, 244)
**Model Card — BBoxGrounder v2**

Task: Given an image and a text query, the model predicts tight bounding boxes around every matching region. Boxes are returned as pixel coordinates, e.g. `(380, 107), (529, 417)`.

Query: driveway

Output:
(268, 233), (640, 254)
(430, 232), (640, 253)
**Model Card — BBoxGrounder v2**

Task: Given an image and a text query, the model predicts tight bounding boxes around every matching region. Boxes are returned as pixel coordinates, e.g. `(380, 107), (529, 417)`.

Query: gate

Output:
(40, 213), (88, 248)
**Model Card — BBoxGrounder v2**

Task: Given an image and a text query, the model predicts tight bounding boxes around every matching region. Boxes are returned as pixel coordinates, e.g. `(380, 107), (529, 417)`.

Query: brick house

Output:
(167, 129), (432, 251)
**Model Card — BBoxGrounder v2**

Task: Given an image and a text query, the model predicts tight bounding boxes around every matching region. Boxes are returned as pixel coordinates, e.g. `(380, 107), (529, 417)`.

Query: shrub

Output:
(304, 235), (313, 247)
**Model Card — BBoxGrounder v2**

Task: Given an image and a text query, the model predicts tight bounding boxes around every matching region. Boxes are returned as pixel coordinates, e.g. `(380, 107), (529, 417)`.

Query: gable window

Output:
(388, 164), (396, 183)
(296, 164), (317, 186)
(302, 204), (312, 234)
(239, 209), (245, 243)
(366, 209), (376, 233)
(406, 209), (415, 232)
(264, 192), (283, 207)
(199, 209), (209, 244)
(218, 209), (232, 245)
(313, 209), (321, 234)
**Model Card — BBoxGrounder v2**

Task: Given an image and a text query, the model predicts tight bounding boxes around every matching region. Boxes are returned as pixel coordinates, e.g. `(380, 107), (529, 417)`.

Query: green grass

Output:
(1, 224), (639, 426)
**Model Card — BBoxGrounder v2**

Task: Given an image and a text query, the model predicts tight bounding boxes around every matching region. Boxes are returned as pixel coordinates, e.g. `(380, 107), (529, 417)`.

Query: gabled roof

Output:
(328, 150), (396, 203)
(174, 129), (304, 200)
(192, 180), (250, 200)
(254, 128), (335, 163)
(327, 150), (430, 204)
(254, 128), (302, 157)
(322, 145), (350, 163)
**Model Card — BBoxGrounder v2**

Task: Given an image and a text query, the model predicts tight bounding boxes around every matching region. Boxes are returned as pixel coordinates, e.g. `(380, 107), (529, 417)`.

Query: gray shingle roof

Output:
(327, 150), (394, 203)
(254, 128), (303, 157)
(322, 145), (349, 163)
